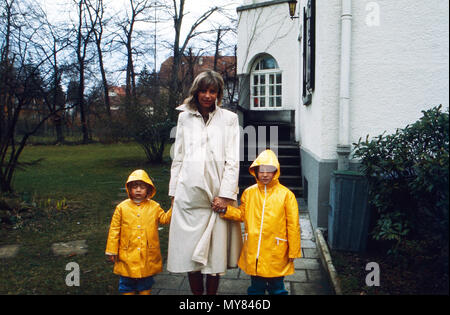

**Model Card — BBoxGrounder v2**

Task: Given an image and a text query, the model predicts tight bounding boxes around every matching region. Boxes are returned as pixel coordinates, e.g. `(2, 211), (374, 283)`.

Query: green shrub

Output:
(126, 95), (175, 164)
(353, 105), (449, 262)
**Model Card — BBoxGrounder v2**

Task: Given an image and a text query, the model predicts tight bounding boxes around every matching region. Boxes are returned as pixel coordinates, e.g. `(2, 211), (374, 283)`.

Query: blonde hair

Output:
(183, 70), (224, 110)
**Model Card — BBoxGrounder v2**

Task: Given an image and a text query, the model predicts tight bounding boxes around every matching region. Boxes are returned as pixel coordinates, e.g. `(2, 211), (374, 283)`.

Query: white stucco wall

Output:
(351, 0), (449, 148)
(237, 1), (301, 111)
(298, 0), (449, 161)
(298, 0), (341, 160)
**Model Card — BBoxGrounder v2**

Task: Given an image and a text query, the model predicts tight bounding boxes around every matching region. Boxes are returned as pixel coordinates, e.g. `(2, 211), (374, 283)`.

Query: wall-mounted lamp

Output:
(288, 0), (299, 19)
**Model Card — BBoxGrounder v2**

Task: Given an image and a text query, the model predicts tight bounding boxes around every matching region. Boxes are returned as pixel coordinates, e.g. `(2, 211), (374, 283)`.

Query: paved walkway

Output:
(1, 196), (334, 295)
(152, 199), (333, 295)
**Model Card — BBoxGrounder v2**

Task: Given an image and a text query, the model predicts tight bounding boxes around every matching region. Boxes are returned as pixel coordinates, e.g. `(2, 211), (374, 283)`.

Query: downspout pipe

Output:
(337, 0), (352, 171)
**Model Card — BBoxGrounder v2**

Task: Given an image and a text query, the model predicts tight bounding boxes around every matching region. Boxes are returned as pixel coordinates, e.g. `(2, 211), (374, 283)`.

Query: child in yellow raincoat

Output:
(106, 169), (171, 295)
(213, 149), (301, 295)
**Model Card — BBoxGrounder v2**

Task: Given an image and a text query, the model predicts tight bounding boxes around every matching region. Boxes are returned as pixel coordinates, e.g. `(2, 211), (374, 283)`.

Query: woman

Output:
(167, 70), (241, 295)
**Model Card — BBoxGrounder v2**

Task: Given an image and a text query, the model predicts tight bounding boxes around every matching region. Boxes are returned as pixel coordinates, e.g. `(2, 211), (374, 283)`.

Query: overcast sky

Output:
(36, 0), (241, 85)
(40, 0), (240, 45)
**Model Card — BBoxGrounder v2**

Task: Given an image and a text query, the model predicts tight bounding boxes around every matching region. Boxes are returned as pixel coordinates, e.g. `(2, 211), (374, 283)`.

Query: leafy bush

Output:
(127, 94), (175, 164)
(353, 105), (449, 263)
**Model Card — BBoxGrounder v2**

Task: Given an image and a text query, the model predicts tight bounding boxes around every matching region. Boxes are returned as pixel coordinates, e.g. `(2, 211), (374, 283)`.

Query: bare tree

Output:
(32, 5), (74, 144)
(165, 0), (219, 119)
(115, 0), (155, 105)
(85, 0), (112, 117)
(199, 16), (238, 108)
(222, 45), (238, 107)
(0, 0), (73, 192)
(184, 47), (201, 91)
(73, 0), (96, 144)
(0, 0), (15, 144)
(210, 23), (236, 71)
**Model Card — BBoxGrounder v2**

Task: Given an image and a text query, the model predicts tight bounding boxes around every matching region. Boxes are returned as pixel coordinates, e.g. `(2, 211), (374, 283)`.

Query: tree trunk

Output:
(214, 28), (221, 71)
(99, 53), (111, 117)
(54, 114), (64, 144)
(78, 63), (89, 144)
(168, 0), (184, 121)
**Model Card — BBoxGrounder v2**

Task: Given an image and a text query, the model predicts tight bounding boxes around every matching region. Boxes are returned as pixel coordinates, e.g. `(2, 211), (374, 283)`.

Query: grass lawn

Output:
(0, 142), (172, 294)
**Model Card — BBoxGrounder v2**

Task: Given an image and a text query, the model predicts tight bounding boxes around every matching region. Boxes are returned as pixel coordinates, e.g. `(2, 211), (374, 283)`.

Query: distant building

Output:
(107, 86), (126, 111)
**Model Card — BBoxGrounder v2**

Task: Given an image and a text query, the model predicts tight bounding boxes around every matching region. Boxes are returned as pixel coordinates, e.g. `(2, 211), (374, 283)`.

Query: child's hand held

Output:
(106, 254), (117, 263)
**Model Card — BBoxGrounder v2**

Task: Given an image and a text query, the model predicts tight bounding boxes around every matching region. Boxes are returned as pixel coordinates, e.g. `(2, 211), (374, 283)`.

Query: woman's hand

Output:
(212, 196), (233, 212)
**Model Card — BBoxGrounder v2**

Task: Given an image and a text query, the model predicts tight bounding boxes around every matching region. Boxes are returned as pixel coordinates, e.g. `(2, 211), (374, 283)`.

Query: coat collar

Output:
(176, 103), (219, 117)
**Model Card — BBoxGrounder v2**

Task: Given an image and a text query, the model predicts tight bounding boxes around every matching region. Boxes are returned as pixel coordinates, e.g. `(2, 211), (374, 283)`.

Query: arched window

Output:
(250, 55), (282, 109)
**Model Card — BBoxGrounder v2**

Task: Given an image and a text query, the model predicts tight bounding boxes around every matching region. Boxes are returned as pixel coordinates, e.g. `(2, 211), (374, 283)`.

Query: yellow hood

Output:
(249, 149), (280, 182)
(125, 169), (156, 199)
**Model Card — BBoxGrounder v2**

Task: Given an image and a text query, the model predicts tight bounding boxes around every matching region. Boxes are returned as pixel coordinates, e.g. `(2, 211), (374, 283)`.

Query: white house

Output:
(236, 0), (449, 230)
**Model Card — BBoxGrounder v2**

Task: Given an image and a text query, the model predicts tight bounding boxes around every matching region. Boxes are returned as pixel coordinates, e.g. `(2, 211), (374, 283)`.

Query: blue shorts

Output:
(248, 276), (288, 295)
(119, 276), (155, 293)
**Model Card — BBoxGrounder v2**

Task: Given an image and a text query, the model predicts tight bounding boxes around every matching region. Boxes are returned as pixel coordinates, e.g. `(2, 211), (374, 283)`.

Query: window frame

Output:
(250, 56), (283, 110)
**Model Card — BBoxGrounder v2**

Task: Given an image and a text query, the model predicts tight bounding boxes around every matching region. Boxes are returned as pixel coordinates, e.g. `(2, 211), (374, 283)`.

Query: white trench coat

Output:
(167, 104), (242, 274)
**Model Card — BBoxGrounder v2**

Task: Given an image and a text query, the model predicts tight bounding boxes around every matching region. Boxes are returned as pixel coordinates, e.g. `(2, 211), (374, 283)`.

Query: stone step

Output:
(0, 244), (20, 259)
(242, 143), (299, 157)
(52, 240), (88, 256)
(242, 123), (292, 143)
(241, 155), (300, 166)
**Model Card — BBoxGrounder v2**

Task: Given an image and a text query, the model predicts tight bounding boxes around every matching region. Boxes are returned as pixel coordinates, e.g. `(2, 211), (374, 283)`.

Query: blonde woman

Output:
(167, 70), (241, 295)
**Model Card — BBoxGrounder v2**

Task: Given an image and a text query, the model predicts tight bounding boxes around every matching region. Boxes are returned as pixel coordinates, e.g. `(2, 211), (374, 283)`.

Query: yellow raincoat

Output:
(221, 150), (301, 278)
(105, 170), (171, 278)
